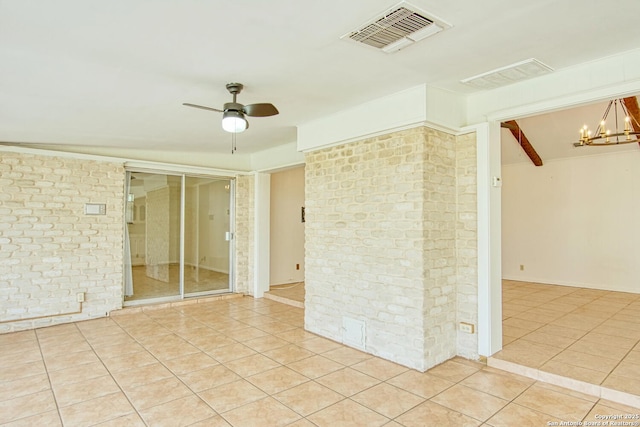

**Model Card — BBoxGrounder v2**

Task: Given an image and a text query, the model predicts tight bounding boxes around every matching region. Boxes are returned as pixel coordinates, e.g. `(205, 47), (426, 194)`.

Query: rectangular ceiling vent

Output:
(342, 2), (450, 53)
(461, 58), (554, 90)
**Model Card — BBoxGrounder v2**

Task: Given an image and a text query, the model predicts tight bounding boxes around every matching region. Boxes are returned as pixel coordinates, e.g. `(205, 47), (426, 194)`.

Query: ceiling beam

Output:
(501, 120), (543, 166)
(622, 96), (640, 146)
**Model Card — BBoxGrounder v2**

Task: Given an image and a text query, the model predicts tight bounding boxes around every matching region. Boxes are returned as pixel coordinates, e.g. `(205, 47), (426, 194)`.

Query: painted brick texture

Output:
(304, 127), (478, 370)
(0, 152), (125, 332)
(235, 174), (254, 295)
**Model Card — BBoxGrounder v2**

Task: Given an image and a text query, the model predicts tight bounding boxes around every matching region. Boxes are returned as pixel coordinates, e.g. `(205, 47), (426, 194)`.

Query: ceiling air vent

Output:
(461, 58), (554, 90)
(342, 2), (450, 53)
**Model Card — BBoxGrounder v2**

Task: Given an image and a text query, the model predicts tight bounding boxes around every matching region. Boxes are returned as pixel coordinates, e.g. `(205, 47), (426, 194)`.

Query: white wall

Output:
(269, 167), (305, 285)
(502, 150), (640, 292)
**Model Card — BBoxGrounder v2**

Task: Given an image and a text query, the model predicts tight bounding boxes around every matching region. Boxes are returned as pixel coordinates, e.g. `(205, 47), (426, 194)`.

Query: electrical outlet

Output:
(296, 264), (300, 270)
(76, 292), (85, 303)
(459, 322), (475, 334)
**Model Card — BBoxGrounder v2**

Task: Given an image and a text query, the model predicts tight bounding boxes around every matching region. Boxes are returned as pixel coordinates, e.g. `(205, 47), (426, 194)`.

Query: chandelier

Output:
(574, 98), (640, 147)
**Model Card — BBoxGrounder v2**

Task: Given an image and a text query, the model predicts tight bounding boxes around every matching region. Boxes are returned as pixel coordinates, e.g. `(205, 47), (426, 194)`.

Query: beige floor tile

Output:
(307, 398), (389, 427)
(42, 349), (100, 372)
(351, 357), (409, 381)
(395, 401), (481, 427)
(501, 325), (531, 339)
(513, 384), (595, 420)
(566, 338), (631, 360)
(256, 321), (297, 335)
(592, 324), (640, 340)
(315, 367), (380, 397)
(431, 384), (508, 422)
(275, 328), (316, 343)
(0, 330), (36, 346)
(242, 335), (289, 352)
(224, 353), (282, 377)
(610, 360), (640, 377)
(0, 373), (50, 401)
(1, 360), (46, 382)
(47, 360), (109, 387)
(596, 398), (640, 413)
(53, 374), (121, 407)
(0, 389), (57, 424)
(0, 348), (43, 368)
(287, 354), (344, 379)
(427, 359), (481, 382)
(125, 376), (193, 410)
(540, 360), (608, 384)
(297, 336), (344, 353)
(535, 380), (599, 403)
(351, 382), (424, 418)
(0, 410), (62, 427)
(493, 339), (560, 368)
(274, 380), (344, 416)
(84, 332), (137, 349)
(189, 334), (238, 352)
(227, 326), (269, 342)
(163, 351), (219, 375)
(536, 324), (587, 340)
(139, 394), (217, 427)
(284, 419), (317, 427)
(179, 364), (240, 392)
(387, 370), (454, 399)
(503, 317), (546, 331)
(502, 335), (518, 345)
(602, 374), (640, 395)
(461, 369), (532, 400)
(222, 396), (302, 427)
(0, 339), (40, 358)
(551, 349), (620, 373)
(262, 343), (316, 364)
(145, 340), (200, 360)
(92, 340), (145, 359)
(486, 403), (558, 427)
(59, 392), (134, 427)
(36, 323), (80, 340)
(583, 403), (637, 423)
(112, 362), (175, 391)
(93, 413), (146, 427)
(100, 350), (158, 373)
(198, 379), (267, 413)
(519, 330), (576, 349)
(322, 346), (373, 366)
(247, 366), (309, 394)
(622, 349), (640, 365)
(188, 415), (233, 427)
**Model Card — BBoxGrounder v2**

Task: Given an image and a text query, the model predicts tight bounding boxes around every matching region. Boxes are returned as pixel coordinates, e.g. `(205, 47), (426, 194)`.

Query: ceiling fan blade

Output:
(243, 103), (279, 117)
(182, 103), (223, 113)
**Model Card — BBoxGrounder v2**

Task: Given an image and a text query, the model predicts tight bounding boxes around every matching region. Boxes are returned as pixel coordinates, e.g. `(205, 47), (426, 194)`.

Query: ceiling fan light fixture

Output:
(222, 110), (247, 133)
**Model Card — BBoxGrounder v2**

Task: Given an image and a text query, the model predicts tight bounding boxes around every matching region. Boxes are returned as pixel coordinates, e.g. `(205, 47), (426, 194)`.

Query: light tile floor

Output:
(126, 265), (230, 302)
(496, 280), (640, 399)
(1, 295), (638, 426)
(265, 282), (305, 308)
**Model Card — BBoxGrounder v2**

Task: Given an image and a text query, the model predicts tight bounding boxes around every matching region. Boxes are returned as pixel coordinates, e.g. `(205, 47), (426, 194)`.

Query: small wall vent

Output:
(342, 2), (450, 53)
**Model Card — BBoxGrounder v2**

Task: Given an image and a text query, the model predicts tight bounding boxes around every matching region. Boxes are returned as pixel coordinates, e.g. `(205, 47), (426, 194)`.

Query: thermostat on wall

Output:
(85, 203), (106, 215)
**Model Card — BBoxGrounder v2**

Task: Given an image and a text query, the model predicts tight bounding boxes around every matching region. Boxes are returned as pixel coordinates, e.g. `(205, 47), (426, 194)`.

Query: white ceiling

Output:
(2, 0), (640, 157)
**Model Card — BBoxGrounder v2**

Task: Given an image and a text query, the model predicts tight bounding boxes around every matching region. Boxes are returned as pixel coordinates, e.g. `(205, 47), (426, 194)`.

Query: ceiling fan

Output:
(183, 82), (279, 133)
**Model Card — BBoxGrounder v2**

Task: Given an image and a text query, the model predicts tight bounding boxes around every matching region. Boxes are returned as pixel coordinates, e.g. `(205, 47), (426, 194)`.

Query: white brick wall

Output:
(304, 126), (479, 370)
(235, 174), (254, 295)
(0, 152), (125, 332)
